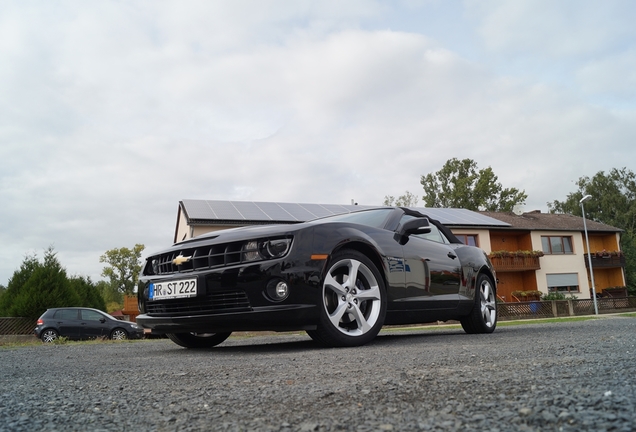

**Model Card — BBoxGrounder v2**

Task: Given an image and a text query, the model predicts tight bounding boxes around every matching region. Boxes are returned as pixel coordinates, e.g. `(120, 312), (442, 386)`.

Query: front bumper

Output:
(136, 303), (318, 334)
(137, 257), (324, 334)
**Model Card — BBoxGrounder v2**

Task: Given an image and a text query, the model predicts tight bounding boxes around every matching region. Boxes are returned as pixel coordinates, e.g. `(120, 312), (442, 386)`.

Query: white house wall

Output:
(530, 231), (591, 299)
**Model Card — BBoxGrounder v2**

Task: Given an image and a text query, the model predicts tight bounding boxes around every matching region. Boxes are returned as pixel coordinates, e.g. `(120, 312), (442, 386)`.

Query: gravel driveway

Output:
(1, 316), (635, 431)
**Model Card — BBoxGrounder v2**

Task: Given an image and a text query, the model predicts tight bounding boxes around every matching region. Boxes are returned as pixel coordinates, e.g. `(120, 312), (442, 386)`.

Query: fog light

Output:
(275, 281), (288, 299)
(266, 279), (289, 301)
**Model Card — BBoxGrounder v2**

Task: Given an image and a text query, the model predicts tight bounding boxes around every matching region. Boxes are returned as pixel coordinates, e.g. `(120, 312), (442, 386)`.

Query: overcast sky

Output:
(1, 0), (635, 286)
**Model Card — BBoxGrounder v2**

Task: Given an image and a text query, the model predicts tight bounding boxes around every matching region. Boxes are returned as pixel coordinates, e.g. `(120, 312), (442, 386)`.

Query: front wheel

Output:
(110, 329), (128, 340)
(460, 273), (497, 334)
(167, 332), (232, 348)
(307, 250), (387, 347)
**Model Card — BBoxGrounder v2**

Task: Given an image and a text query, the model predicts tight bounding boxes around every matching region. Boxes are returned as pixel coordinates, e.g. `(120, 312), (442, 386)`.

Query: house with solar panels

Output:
(173, 200), (625, 302)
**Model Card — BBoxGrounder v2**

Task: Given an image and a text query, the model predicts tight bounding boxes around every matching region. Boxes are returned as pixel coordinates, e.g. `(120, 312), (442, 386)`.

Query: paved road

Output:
(1, 316), (635, 431)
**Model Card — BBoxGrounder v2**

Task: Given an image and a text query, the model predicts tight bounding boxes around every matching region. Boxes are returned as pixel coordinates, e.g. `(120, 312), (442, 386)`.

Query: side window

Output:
(54, 309), (78, 320)
(81, 310), (105, 321)
(416, 225), (446, 243)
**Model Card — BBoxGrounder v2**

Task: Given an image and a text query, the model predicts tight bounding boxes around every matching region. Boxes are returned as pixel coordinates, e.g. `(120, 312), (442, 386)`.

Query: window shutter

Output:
(546, 273), (579, 287)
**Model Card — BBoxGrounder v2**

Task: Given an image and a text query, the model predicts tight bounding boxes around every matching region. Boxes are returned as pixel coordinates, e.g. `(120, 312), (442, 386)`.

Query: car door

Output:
(79, 309), (110, 339)
(52, 309), (81, 340)
(397, 218), (462, 310)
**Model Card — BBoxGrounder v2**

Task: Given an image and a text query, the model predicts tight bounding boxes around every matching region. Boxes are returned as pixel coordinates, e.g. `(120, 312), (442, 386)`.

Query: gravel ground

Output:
(1, 316), (635, 431)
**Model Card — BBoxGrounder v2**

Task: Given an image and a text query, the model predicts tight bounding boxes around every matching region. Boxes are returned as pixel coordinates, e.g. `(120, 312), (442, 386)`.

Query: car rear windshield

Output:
(311, 208), (392, 229)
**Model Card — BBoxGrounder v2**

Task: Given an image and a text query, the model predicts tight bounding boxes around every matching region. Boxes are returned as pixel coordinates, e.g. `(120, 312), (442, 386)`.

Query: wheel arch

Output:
(478, 266), (497, 289)
(330, 241), (388, 288)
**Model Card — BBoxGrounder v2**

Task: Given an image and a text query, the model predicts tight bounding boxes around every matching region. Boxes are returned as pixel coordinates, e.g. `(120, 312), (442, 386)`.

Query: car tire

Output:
(167, 332), (232, 349)
(41, 329), (59, 343)
(460, 273), (497, 334)
(307, 250), (387, 347)
(110, 329), (128, 340)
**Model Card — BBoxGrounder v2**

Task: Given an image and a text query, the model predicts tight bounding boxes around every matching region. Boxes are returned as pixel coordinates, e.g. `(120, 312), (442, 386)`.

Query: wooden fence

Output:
(0, 317), (35, 335)
(498, 296), (636, 320)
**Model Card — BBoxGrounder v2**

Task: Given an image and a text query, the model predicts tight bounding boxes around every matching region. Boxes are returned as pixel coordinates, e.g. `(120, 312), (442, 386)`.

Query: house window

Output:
(541, 236), (573, 254)
(546, 273), (580, 293)
(456, 234), (478, 247)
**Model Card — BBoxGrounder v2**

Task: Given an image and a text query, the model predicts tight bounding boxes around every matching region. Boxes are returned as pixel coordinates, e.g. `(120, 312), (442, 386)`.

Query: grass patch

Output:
(381, 313), (636, 333)
(497, 316), (598, 326)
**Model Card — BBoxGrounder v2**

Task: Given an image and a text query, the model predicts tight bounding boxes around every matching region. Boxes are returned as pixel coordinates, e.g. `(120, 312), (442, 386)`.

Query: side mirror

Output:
(396, 218), (431, 245)
(400, 218), (431, 236)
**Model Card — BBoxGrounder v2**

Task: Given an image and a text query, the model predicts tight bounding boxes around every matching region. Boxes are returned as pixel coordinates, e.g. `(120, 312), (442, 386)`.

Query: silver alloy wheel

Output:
(323, 258), (382, 336)
(41, 329), (58, 343)
(110, 329), (128, 340)
(480, 277), (497, 328)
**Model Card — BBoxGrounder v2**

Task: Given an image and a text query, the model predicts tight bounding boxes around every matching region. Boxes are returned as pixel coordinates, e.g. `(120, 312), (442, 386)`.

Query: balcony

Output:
(488, 251), (542, 273)
(584, 253), (626, 269)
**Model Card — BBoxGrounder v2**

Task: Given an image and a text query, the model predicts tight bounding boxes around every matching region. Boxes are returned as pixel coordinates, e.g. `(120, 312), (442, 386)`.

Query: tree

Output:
(0, 248), (81, 318)
(100, 244), (145, 296)
(548, 168), (636, 294)
(0, 254), (38, 315)
(547, 168), (636, 231)
(383, 191), (419, 207)
(420, 158), (527, 211)
(96, 280), (123, 313)
(69, 276), (107, 312)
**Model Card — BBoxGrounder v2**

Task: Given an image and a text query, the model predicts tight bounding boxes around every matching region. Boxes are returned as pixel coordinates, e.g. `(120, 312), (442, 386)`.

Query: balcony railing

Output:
(584, 254), (626, 269)
(489, 255), (541, 272)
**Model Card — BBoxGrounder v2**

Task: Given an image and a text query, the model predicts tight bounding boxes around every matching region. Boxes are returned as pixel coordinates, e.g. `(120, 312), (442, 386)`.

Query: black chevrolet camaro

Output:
(136, 207), (497, 348)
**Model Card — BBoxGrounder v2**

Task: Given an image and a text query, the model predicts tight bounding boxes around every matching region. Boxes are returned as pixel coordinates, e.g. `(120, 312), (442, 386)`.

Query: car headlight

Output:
(261, 239), (292, 259)
(151, 259), (160, 275)
(242, 241), (260, 262)
(242, 238), (292, 262)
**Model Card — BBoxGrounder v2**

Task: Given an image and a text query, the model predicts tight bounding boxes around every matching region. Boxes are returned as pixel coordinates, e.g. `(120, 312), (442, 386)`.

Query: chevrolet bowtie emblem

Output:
(172, 255), (192, 266)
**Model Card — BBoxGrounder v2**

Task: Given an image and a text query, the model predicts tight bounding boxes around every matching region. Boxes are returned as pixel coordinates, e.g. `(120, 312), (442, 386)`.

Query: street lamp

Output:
(580, 194), (599, 315)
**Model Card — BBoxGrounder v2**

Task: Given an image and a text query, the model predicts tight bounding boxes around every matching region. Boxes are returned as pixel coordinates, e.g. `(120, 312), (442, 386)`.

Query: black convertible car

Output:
(136, 207), (497, 348)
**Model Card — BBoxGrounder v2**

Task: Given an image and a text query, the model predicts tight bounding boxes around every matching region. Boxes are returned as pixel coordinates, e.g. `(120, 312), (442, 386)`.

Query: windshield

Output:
(309, 208), (392, 229)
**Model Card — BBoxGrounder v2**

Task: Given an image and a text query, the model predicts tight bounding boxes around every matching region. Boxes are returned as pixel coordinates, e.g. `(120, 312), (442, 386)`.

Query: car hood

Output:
(152, 222), (307, 256)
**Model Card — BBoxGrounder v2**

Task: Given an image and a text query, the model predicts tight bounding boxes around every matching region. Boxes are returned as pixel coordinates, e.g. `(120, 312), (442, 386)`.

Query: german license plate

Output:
(149, 278), (197, 300)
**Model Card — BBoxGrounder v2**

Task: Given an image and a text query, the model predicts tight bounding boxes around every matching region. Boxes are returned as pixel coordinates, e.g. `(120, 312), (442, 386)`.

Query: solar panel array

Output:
(181, 199), (510, 227)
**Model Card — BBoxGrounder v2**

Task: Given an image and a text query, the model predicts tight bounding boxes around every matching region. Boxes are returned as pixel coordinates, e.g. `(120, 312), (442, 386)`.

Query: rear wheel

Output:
(41, 329), (58, 343)
(167, 332), (232, 348)
(307, 250), (386, 347)
(461, 273), (497, 334)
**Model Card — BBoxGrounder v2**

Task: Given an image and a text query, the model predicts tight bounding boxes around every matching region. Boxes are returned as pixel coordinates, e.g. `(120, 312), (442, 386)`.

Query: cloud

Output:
(0, 1), (634, 286)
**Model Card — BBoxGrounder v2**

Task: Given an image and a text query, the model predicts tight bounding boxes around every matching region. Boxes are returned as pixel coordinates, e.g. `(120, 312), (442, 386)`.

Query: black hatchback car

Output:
(34, 307), (144, 342)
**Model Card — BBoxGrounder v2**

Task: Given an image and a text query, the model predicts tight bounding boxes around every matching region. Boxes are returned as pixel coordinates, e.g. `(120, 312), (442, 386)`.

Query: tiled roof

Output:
(479, 210), (622, 233)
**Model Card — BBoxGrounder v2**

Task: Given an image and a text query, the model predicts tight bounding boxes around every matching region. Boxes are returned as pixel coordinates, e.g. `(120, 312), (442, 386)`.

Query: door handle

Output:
(447, 252), (457, 259)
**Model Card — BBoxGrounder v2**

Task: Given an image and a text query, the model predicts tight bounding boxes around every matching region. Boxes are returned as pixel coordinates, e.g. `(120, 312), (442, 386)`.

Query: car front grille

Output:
(146, 236), (291, 276)
(149, 242), (246, 275)
(145, 290), (251, 317)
